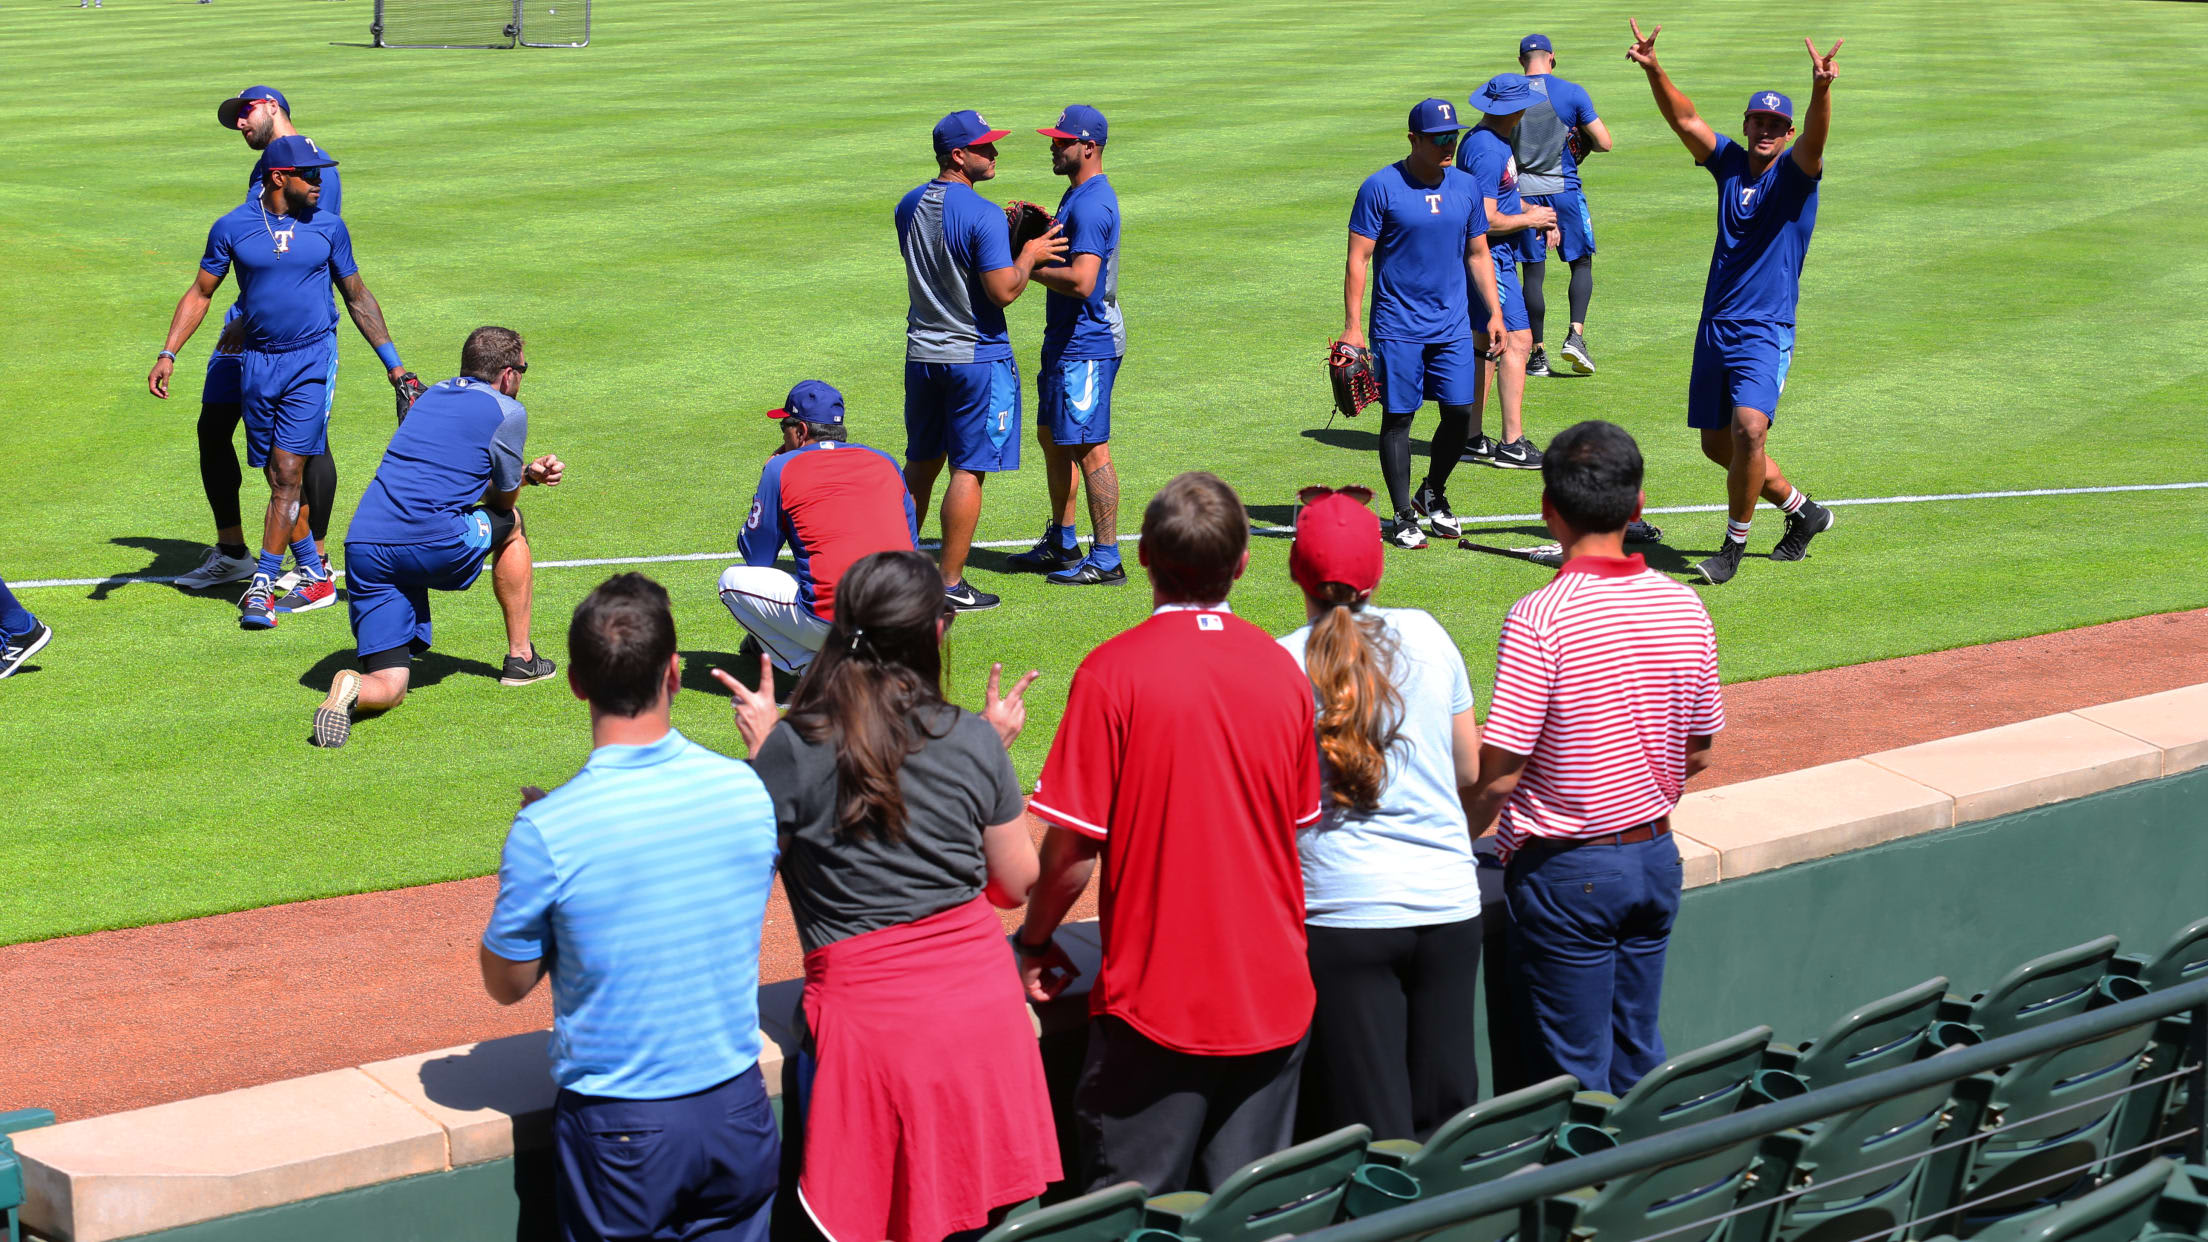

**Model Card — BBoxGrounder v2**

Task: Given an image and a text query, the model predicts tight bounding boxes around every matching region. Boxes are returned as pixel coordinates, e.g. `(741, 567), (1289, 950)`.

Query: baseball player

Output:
(1457, 74), (1561, 472)
(149, 134), (415, 630)
(1512, 36), (1613, 377)
(1340, 98), (1506, 550)
(896, 109), (1068, 612)
(176, 86), (349, 593)
(1628, 20), (1841, 584)
(1008, 105), (1128, 586)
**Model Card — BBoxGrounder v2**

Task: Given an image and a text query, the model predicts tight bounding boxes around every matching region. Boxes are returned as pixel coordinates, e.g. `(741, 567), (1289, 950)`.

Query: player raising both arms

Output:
(1629, 20), (1841, 585)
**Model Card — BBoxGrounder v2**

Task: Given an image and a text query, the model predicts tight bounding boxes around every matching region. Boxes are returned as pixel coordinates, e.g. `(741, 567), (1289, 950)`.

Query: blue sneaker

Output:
(1007, 532), (1082, 573)
(239, 574), (279, 630)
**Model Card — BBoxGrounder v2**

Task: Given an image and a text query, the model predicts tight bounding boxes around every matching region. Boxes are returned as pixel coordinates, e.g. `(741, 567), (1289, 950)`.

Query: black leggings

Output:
(199, 401), (337, 542)
(1523, 258), (1595, 344)
(1378, 404), (1475, 516)
(1300, 915), (1483, 1142)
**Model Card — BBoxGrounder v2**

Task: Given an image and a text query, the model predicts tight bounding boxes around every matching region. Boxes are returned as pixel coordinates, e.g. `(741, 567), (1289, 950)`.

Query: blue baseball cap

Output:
(216, 85), (289, 129)
(932, 110), (1011, 157)
(262, 134), (337, 170)
(1745, 90), (1794, 121)
(1472, 73), (1537, 116)
(1038, 104), (1108, 145)
(768, 380), (844, 426)
(1408, 98), (1463, 135)
(1519, 33), (1553, 55)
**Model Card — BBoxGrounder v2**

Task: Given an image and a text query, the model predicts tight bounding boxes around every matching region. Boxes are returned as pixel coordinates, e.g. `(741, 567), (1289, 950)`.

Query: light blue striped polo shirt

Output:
(484, 728), (779, 1100)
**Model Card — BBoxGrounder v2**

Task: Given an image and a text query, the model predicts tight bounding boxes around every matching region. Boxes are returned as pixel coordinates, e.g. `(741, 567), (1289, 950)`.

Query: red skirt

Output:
(798, 896), (1061, 1242)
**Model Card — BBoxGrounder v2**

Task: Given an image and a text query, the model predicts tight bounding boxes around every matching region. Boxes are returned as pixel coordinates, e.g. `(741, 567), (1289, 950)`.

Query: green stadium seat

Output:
(1571, 1026), (1775, 1142)
(2111, 917), (2208, 1169)
(1359, 1076), (1581, 1242)
(1142, 1124), (1371, 1241)
(0, 1109), (56, 1242)
(1928, 1159), (2208, 1242)
(980, 1182), (1149, 1242)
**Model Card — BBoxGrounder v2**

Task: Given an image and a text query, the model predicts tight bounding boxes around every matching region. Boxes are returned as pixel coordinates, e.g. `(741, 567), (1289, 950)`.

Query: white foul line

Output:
(13, 480), (2206, 590)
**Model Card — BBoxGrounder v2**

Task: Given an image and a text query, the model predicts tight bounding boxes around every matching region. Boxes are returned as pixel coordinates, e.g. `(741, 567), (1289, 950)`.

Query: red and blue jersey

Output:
(740, 442), (919, 620)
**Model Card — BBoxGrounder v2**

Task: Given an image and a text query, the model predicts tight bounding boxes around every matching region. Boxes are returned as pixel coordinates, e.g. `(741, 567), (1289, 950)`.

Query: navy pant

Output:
(553, 1064), (778, 1242)
(1504, 834), (1682, 1095)
(0, 573), (35, 638)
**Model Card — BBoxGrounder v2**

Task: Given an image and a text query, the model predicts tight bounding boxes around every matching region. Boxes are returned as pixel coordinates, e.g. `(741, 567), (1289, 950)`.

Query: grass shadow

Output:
(1300, 426), (1432, 458)
(681, 648), (746, 698)
(93, 536), (233, 602)
(297, 646), (501, 695)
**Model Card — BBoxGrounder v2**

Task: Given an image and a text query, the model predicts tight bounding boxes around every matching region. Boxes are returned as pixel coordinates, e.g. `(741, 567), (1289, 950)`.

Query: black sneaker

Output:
(1695, 539), (1746, 585)
(1560, 331), (1596, 375)
(1770, 500), (1835, 562)
(1388, 512), (1428, 550)
(1626, 518), (1665, 543)
(500, 648), (558, 686)
(1492, 437), (1544, 470)
(1527, 347), (1553, 378)
(1046, 559), (1129, 586)
(1460, 434), (1499, 466)
(0, 623), (53, 679)
(1006, 533), (1082, 573)
(944, 579), (1002, 611)
(1412, 483), (1461, 539)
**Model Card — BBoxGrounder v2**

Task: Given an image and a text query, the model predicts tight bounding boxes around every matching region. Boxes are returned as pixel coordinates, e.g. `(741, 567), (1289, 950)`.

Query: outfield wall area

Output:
(13, 684), (2208, 1242)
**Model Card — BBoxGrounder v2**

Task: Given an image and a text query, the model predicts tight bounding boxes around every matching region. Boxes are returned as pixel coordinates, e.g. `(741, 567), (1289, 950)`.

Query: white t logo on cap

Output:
(1762, 94), (1780, 109)
(1439, 103), (1454, 121)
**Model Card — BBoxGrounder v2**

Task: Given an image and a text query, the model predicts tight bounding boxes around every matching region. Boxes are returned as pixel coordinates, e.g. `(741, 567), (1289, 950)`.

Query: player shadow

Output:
(297, 647), (502, 696)
(92, 537), (229, 602)
(1299, 427), (1432, 458)
(680, 648), (747, 698)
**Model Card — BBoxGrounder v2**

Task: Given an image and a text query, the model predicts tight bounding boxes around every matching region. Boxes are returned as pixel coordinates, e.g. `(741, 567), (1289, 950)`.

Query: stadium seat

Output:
(1571, 1026), (1775, 1142)
(2110, 917), (2208, 1169)
(1359, 1076), (1581, 1241)
(1927, 1158), (2208, 1242)
(1142, 1124), (1371, 1241)
(0, 1110), (55, 1242)
(981, 1182), (1150, 1242)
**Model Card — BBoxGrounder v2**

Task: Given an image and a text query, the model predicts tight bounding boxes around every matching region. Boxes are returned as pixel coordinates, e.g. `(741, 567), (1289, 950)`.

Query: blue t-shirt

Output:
(1699, 134), (1821, 326)
(1515, 75), (1598, 195)
(206, 157), (346, 398)
(1458, 127), (1528, 261)
(1349, 162), (1488, 343)
(483, 729), (780, 1100)
(1042, 174), (1125, 361)
(199, 200), (355, 352)
(896, 179), (1015, 364)
(346, 377), (528, 546)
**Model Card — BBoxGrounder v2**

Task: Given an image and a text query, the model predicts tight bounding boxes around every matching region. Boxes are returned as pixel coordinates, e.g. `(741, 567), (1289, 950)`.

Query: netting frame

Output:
(370, 0), (517, 49)
(519, 0), (590, 47)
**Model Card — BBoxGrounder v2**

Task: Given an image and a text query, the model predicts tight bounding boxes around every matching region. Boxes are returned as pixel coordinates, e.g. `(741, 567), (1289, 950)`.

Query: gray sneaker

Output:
(175, 547), (256, 590)
(1560, 332), (1596, 375)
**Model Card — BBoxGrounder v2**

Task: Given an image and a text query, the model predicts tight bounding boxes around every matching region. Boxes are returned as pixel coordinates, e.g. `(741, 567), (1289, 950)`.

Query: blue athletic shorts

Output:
(240, 336), (338, 468)
(1520, 190), (1597, 264)
(1037, 354), (1119, 445)
(1688, 319), (1795, 429)
(1471, 244), (1532, 334)
(904, 358), (1021, 472)
(202, 303), (248, 404)
(553, 1064), (777, 1242)
(1373, 337), (1480, 412)
(343, 514), (495, 661)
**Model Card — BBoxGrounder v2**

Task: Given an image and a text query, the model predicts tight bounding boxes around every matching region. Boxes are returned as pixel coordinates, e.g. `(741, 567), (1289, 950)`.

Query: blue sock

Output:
(289, 538), (326, 579)
(1090, 543), (1122, 570)
(0, 574), (37, 637)
(1050, 523), (1077, 551)
(255, 550), (285, 582)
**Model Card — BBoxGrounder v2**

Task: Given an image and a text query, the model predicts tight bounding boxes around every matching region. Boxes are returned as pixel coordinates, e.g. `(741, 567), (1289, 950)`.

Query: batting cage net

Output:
(370, 0), (590, 48)
(518, 0), (589, 47)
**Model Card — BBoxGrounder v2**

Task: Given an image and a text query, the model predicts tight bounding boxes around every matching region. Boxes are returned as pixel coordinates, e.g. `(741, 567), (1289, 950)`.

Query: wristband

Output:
(157, 350), (177, 361)
(375, 342), (403, 371)
(1013, 932), (1055, 960)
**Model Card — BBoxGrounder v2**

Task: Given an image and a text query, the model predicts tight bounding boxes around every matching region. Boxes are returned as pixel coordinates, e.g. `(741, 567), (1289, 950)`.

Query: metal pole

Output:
(2186, 1002), (2206, 1165)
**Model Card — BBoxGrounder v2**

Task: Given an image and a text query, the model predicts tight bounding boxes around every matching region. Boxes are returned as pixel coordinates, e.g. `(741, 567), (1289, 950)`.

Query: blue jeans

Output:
(553, 1064), (778, 1242)
(1504, 833), (1682, 1095)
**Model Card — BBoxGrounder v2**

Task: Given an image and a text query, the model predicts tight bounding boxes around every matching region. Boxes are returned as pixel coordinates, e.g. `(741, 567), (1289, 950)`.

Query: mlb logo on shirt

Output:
(1196, 614), (1223, 631)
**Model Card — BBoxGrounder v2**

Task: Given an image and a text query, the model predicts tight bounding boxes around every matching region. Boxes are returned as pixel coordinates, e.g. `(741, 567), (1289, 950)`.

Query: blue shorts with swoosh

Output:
(1038, 354), (1120, 446)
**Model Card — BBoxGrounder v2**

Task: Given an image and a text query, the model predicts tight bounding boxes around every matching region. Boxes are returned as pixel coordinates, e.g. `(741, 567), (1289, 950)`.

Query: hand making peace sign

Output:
(1627, 18), (1662, 68)
(1806, 37), (1843, 86)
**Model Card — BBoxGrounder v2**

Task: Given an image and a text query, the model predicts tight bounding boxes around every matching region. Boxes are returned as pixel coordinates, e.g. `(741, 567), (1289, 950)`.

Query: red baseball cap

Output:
(1289, 487), (1383, 600)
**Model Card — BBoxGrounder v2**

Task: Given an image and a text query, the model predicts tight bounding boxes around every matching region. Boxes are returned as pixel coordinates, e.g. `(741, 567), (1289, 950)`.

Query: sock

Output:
(1778, 488), (1806, 515)
(0, 575), (36, 637)
(1090, 543), (1122, 570)
(1048, 523), (1077, 551)
(255, 550), (285, 584)
(1726, 519), (1752, 545)
(289, 537), (327, 580)
(218, 541), (250, 560)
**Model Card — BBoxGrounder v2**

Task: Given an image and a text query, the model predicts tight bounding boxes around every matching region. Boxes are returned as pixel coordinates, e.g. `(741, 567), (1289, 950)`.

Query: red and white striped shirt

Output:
(1485, 555), (1724, 861)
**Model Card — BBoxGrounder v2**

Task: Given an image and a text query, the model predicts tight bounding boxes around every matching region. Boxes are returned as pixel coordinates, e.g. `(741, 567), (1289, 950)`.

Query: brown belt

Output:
(1534, 816), (1671, 849)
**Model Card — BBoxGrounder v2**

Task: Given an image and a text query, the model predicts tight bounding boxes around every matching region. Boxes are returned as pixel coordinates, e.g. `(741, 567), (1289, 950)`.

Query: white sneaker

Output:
(176, 547), (256, 590)
(1388, 513), (1428, 550)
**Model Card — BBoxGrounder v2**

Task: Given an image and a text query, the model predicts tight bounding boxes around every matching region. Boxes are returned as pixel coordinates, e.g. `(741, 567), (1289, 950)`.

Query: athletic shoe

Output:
(500, 649), (558, 686)
(1412, 483), (1462, 539)
(1560, 332), (1596, 375)
(1006, 534), (1083, 573)
(175, 547), (255, 590)
(0, 623), (53, 679)
(1527, 544), (1566, 569)
(275, 573), (337, 614)
(1389, 512), (1428, 550)
(1626, 518), (1665, 543)
(1695, 539), (1746, 586)
(1460, 434), (1499, 466)
(274, 569), (303, 595)
(1046, 559), (1129, 587)
(239, 575), (278, 630)
(313, 669), (360, 749)
(1492, 437), (1545, 470)
(1770, 499), (1836, 562)
(944, 579), (1001, 612)
(1527, 348), (1553, 378)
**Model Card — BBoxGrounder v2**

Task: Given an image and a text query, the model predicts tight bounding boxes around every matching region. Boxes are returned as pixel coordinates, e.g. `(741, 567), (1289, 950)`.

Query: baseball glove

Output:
(1327, 341), (1380, 419)
(394, 371), (426, 421)
(1005, 200), (1056, 253)
(1568, 127), (1594, 163)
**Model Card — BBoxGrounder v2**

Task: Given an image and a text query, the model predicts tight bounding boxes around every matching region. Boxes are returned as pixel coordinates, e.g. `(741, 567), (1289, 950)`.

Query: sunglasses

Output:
(1298, 484), (1376, 507)
(509, 361), (528, 374)
(272, 166), (322, 184)
(1425, 131), (1461, 146)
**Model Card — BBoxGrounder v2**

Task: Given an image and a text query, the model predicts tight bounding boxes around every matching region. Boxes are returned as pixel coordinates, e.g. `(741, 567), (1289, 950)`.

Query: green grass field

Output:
(3, 0), (2204, 946)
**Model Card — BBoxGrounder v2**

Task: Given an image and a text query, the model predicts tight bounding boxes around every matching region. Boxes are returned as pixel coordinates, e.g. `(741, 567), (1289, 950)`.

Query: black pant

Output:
(1301, 916), (1483, 1142)
(1075, 1015), (1308, 1195)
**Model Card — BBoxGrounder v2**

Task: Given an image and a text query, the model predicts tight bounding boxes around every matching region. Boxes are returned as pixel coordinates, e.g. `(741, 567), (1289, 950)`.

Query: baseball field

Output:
(3, 0), (2204, 947)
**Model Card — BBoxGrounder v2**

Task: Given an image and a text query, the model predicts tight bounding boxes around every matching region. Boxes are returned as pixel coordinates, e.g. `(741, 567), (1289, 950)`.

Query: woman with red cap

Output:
(1277, 486), (1488, 1141)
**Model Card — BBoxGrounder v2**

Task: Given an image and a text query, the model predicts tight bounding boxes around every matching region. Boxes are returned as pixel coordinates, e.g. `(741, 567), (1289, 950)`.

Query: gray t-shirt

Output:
(751, 707), (1023, 954)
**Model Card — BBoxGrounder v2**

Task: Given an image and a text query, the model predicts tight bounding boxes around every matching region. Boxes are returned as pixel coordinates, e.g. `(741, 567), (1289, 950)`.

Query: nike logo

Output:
(1067, 364), (1097, 414)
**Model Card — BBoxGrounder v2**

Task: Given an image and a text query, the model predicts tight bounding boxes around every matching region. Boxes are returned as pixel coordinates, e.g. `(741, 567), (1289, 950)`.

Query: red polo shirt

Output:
(1030, 605), (1322, 1055)
(1485, 555), (1725, 861)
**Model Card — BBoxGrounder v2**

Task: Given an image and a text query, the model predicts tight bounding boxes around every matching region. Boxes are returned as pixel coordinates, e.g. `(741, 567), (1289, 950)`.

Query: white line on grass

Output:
(15, 480), (2206, 590)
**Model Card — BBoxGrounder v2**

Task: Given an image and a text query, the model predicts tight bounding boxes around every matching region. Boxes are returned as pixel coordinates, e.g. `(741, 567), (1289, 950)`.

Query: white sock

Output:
(1778, 488), (1806, 515)
(1726, 519), (1751, 545)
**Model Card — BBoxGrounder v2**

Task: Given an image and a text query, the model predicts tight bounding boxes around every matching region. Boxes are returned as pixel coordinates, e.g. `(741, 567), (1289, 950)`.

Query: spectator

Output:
(1019, 471), (1322, 1194)
(1277, 485), (1485, 1141)
(717, 549), (1057, 1242)
(1465, 421), (1724, 1094)
(481, 573), (781, 1242)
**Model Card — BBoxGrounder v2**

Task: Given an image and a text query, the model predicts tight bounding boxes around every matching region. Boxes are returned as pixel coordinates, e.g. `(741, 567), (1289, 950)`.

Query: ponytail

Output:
(1304, 584), (1403, 813)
